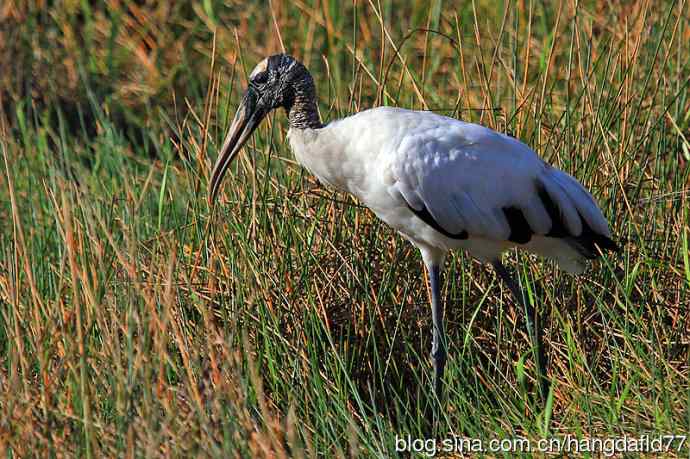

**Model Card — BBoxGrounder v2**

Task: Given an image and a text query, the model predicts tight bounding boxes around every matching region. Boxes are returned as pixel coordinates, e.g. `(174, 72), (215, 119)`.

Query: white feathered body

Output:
(288, 107), (613, 273)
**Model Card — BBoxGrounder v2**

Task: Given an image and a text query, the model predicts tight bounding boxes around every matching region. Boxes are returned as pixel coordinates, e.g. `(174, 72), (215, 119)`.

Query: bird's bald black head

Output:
(247, 54), (314, 116)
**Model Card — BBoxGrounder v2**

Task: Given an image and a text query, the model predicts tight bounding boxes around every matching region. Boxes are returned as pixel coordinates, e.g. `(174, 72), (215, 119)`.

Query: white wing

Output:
(382, 110), (612, 248)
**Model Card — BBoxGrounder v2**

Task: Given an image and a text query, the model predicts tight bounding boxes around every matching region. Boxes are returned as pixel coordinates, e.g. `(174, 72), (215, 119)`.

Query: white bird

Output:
(209, 54), (618, 401)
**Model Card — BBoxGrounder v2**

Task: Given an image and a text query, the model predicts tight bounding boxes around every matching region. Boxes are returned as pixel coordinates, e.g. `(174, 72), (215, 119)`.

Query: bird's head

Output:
(208, 54), (314, 204)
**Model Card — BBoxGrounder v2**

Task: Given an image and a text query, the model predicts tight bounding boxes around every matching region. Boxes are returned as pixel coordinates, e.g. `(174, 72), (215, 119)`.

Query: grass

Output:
(1, 0), (689, 457)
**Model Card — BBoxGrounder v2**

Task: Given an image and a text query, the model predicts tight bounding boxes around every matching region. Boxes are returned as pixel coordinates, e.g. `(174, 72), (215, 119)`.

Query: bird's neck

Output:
(285, 78), (322, 130)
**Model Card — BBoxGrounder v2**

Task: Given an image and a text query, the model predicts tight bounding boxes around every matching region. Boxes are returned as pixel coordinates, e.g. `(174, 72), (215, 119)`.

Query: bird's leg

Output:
(491, 260), (549, 401)
(426, 262), (446, 400)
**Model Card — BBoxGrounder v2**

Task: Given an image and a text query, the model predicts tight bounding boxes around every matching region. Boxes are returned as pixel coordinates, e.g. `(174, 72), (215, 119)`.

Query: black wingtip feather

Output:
(407, 204), (469, 240)
(577, 220), (620, 258)
(537, 184), (619, 259)
(503, 206), (534, 244)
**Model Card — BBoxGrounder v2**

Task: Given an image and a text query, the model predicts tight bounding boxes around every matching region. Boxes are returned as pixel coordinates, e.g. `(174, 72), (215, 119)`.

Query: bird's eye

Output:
(252, 71), (269, 85)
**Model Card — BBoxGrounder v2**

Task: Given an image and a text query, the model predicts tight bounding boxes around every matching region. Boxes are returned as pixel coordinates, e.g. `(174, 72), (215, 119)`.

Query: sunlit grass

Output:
(1, 0), (689, 457)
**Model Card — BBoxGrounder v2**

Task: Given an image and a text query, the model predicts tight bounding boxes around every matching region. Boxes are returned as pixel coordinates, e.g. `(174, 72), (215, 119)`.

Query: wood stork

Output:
(209, 54), (618, 401)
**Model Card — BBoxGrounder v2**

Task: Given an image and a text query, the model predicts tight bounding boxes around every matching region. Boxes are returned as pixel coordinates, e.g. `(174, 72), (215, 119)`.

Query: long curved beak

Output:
(208, 87), (266, 205)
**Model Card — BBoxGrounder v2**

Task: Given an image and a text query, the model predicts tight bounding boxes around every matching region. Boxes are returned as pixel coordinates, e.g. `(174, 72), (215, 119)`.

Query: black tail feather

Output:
(537, 185), (619, 259)
(568, 217), (620, 259)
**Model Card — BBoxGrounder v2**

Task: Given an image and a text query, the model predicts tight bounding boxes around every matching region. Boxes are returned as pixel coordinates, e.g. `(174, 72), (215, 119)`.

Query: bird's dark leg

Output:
(492, 260), (549, 401)
(426, 262), (446, 400)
